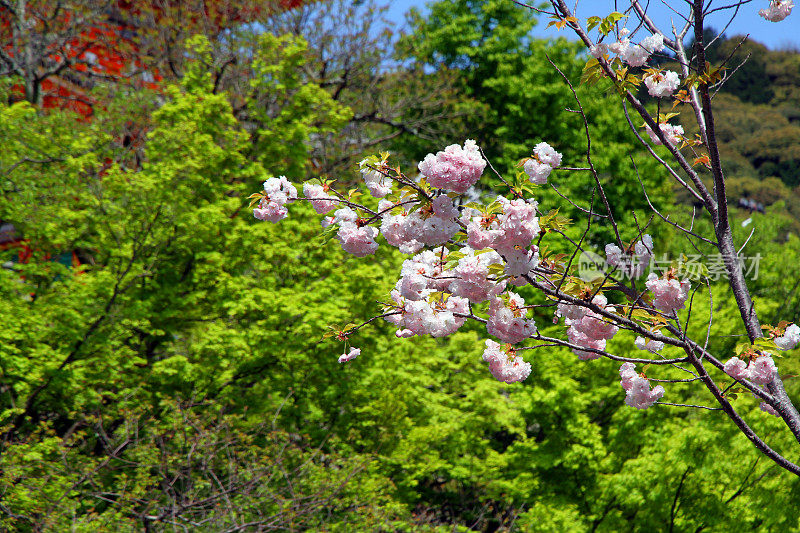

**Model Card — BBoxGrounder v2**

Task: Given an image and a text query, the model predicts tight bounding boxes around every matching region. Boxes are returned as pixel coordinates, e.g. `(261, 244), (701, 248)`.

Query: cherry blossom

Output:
(607, 30), (664, 67)
(619, 362), (639, 390)
(619, 362), (665, 409)
(723, 354), (777, 385)
(559, 294), (618, 360)
(759, 0), (794, 21)
(253, 176), (297, 222)
(303, 183), (336, 214)
(329, 208), (378, 257)
(589, 43), (608, 58)
(723, 356), (750, 381)
(360, 159), (393, 198)
(380, 195), (459, 251)
(337, 222), (379, 257)
(397, 272), (430, 301)
(248, 122), (800, 459)
(400, 249), (450, 292)
(643, 70), (680, 98)
(380, 208), (425, 255)
(565, 294), (619, 340)
(635, 336), (664, 353)
(236, 0), (800, 476)
(570, 306), (618, 341)
(646, 272), (691, 314)
(486, 292), (537, 344)
(645, 122), (684, 146)
(384, 247), (471, 339)
(607, 28), (631, 55)
(492, 197), (540, 254)
(331, 207), (358, 225)
(338, 347), (361, 363)
(401, 295), (469, 338)
(464, 197), (540, 279)
(774, 323), (800, 351)
(605, 234), (654, 278)
(466, 217), (495, 250)
(432, 195), (459, 218)
(482, 340), (532, 383)
(523, 160), (551, 184)
(253, 201), (288, 223)
(555, 301), (589, 322)
(523, 142), (563, 185)
(568, 327), (605, 360)
(450, 247), (507, 303)
(420, 212), (460, 246)
(418, 139), (486, 193)
(749, 355), (777, 385)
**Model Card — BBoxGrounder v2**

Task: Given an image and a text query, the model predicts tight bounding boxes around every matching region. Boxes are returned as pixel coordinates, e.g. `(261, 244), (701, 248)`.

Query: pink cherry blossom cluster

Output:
(590, 29), (664, 67)
(605, 234), (654, 278)
(774, 323), (800, 350)
(386, 292), (469, 338)
(395, 248), (451, 301)
(466, 197), (540, 281)
(254, 176), (298, 222)
(418, 139), (487, 193)
(383, 246), (536, 349)
(645, 122), (684, 147)
(523, 142), (563, 184)
(486, 292), (537, 344)
(450, 247), (507, 303)
(723, 354), (778, 385)
(557, 294), (619, 360)
(385, 248), (469, 338)
(759, 0), (794, 21)
(643, 70), (680, 98)
(303, 183), (337, 214)
(379, 196), (461, 255)
(384, 245), (534, 380)
(388, 244), (537, 353)
(619, 362), (665, 409)
(241, 1), (800, 443)
(646, 272), (691, 314)
(482, 340), (532, 383)
(249, 136), (791, 416)
(360, 159), (393, 198)
(323, 207), (380, 257)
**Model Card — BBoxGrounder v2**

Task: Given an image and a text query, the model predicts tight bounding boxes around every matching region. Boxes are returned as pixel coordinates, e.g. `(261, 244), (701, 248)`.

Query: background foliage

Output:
(1, 0), (800, 530)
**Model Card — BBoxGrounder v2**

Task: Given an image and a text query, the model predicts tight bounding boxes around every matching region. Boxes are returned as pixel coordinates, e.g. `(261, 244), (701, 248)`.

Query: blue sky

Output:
(385, 0), (800, 50)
